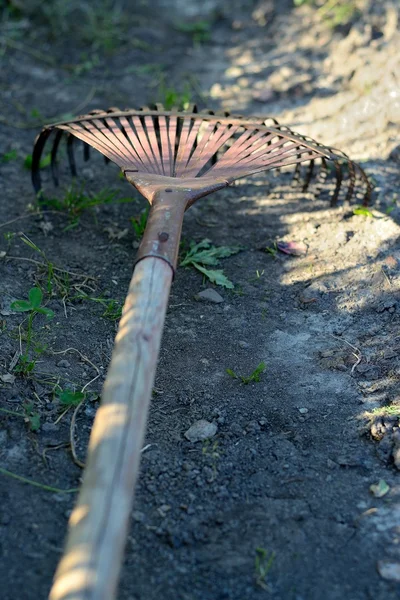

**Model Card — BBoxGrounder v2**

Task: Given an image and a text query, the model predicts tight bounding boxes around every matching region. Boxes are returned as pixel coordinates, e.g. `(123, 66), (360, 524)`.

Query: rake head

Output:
(32, 104), (372, 206)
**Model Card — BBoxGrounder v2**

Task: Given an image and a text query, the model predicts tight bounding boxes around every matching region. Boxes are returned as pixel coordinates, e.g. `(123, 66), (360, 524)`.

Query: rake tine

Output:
(31, 127), (52, 194)
(83, 142), (90, 161)
(291, 154), (302, 188)
(302, 158), (315, 192)
(66, 133), (77, 177)
(331, 160), (343, 207)
(314, 157), (328, 200)
(345, 158), (356, 203)
(50, 129), (63, 187)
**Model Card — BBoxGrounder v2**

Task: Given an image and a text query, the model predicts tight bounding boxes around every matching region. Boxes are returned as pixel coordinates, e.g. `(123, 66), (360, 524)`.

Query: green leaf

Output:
(58, 390), (86, 407)
(28, 413), (41, 432)
(24, 152), (51, 170)
(11, 299), (32, 312)
(226, 368), (237, 379)
(29, 287), (43, 308)
(242, 362), (266, 384)
(353, 206), (373, 218)
(36, 307), (54, 319)
(193, 264), (234, 289)
(1, 149), (18, 163)
(181, 239), (243, 267)
(20, 236), (42, 253)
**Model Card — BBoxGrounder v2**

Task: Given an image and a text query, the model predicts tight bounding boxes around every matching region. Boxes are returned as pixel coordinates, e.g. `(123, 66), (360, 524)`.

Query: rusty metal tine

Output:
(118, 116), (152, 172)
(184, 123), (240, 177)
(66, 134), (77, 177)
(104, 117), (145, 167)
(218, 131), (282, 166)
(302, 159), (315, 192)
(210, 133), (288, 173)
(31, 128), (52, 193)
(346, 159), (356, 203)
(83, 142), (90, 162)
(144, 116), (163, 174)
(180, 121), (219, 176)
(331, 160), (343, 206)
(91, 118), (141, 168)
(131, 116), (162, 174)
(51, 130), (63, 186)
(60, 123), (129, 168)
(175, 117), (202, 177)
(157, 115), (170, 175)
(167, 115), (178, 176)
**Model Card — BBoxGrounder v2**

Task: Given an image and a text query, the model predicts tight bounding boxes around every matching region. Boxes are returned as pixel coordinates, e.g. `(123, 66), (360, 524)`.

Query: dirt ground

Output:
(1, 1), (400, 599)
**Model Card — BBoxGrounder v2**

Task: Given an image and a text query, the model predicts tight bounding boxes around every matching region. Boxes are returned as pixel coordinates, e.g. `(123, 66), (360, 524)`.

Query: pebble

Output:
(194, 288), (224, 303)
(298, 407), (309, 414)
(57, 359), (70, 368)
(377, 560), (400, 582)
(238, 340), (249, 348)
(184, 420), (218, 442)
(41, 422), (58, 433)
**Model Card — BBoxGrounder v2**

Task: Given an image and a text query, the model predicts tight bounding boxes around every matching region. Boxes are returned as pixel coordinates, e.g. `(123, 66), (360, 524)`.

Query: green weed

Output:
(158, 79), (192, 110)
(57, 389), (86, 407)
(23, 402), (41, 431)
(1, 149), (18, 163)
(0, 404), (40, 432)
(255, 548), (275, 590)
(18, 234), (70, 297)
(370, 405), (400, 418)
(386, 194), (398, 215)
(265, 242), (278, 257)
(73, 293), (122, 321)
(130, 205), (150, 238)
(181, 238), (244, 289)
(175, 20), (212, 44)
(24, 152), (51, 170)
(37, 184), (133, 229)
(11, 286), (53, 376)
(353, 206), (374, 218)
(226, 362), (266, 384)
(294, 0), (358, 28)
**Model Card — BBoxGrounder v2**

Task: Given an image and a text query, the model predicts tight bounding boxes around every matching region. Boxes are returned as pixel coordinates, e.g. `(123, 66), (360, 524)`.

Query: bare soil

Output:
(1, 1), (400, 599)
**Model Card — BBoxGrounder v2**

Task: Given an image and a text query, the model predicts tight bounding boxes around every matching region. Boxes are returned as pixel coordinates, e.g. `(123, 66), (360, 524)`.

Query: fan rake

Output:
(32, 105), (371, 600)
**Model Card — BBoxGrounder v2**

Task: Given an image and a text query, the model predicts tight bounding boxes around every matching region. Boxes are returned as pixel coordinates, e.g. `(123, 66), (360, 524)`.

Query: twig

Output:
(0, 467), (78, 493)
(2, 37), (56, 65)
(0, 210), (62, 230)
(331, 335), (362, 373)
(5, 256), (96, 280)
(70, 400), (86, 468)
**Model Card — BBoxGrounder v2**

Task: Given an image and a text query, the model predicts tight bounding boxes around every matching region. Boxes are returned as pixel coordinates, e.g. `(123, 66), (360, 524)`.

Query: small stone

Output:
(57, 359), (70, 368)
(377, 560), (400, 582)
(0, 373), (15, 384)
(157, 504), (171, 517)
(194, 288), (224, 303)
(298, 407), (309, 414)
(327, 458), (338, 469)
(41, 422), (58, 433)
(184, 419), (217, 442)
(238, 340), (249, 349)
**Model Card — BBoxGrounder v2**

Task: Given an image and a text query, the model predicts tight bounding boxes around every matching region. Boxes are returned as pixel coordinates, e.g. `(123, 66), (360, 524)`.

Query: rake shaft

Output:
(50, 255), (173, 600)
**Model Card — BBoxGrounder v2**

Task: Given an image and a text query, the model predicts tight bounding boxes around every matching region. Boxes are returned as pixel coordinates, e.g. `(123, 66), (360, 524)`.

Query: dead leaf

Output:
(277, 241), (308, 256)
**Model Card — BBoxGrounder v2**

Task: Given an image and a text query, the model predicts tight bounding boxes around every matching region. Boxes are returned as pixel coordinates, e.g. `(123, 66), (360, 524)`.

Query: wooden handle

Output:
(49, 257), (173, 600)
